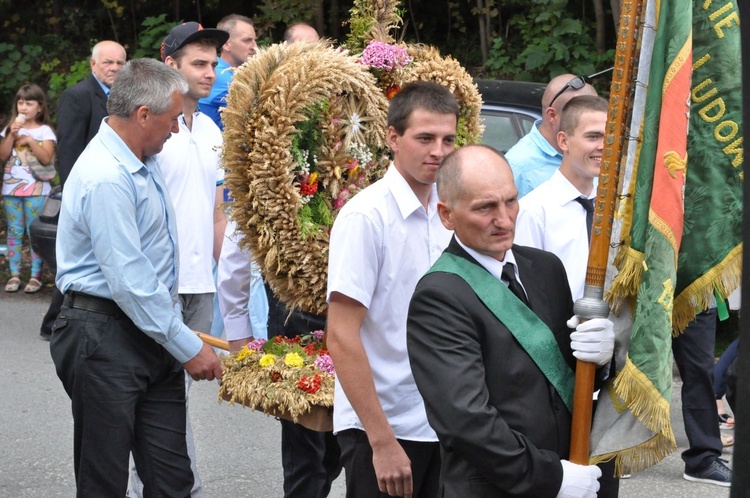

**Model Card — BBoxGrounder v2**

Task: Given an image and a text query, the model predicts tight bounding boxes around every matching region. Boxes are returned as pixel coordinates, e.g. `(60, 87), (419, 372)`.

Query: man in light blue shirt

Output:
(506, 73), (597, 198)
(51, 58), (223, 498)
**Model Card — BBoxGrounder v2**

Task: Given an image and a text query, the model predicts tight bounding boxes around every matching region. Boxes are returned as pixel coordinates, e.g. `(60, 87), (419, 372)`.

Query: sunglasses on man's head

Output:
(548, 76), (592, 108)
(547, 67), (614, 108)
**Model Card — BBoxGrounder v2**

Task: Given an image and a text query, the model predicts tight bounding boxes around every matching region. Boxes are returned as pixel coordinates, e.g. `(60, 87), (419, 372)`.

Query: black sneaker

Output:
(683, 458), (732, 487)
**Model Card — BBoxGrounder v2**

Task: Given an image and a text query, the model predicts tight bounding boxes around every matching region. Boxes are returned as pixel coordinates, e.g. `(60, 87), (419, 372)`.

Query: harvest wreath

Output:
(219, 332), (335, 430)
(216, 0), (483, 426)
(221, 40), (391, 316)
(221, 42), (482, 316)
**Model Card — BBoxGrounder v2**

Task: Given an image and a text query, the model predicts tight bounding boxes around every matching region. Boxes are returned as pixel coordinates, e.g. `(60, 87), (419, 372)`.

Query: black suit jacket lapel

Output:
(87, 75), (108, 112)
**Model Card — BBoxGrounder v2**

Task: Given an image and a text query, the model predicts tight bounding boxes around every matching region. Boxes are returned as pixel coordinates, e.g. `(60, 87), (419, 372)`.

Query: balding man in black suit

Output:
(407, 145), (614, 497)
(56, 40), (126, 186)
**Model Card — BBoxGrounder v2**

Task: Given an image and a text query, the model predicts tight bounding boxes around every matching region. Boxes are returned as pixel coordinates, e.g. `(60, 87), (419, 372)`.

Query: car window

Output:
(519, 114), (536, 134)
(480, 112), (518, 153)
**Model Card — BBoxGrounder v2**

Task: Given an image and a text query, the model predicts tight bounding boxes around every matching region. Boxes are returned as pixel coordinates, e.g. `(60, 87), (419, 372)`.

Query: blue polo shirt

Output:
(505, 119), (563, 198)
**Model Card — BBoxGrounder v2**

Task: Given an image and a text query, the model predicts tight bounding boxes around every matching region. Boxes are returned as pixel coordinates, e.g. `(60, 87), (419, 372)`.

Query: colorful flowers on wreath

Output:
(314, 353), (335, 375)
(292, 97), (385, 237)
(298, 373), (323, 394)
(235, 329), (335, 397)
(385, 84), (401, 100)
(357, 40), (411, 99)
(359, 40), (410, 71)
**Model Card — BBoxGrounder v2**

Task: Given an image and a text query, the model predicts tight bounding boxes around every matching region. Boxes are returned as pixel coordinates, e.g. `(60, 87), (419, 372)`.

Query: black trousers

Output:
(337, 429), (441, 498)
(266, 284), (342, 497)
(50, 303), (192, 498)
(672, 308), (723, 472)
(40, 286), (64, 336)
(281, 419), (342, 497)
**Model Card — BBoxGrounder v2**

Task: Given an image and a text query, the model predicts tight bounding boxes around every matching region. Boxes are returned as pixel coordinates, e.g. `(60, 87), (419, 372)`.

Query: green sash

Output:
(427, 252), (575, 412)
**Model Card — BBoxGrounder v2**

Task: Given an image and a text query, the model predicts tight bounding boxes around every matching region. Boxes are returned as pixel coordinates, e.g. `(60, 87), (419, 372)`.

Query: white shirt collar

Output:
(550, 169), (596, 207)
(384, 164), (439, 220)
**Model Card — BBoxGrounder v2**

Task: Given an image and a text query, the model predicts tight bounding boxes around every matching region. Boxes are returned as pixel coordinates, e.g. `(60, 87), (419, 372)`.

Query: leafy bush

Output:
(0, 43), (44, 117)
(0, 15), (182, 124)
(131, 14), (178, 59)
(485, 0), (614, 82)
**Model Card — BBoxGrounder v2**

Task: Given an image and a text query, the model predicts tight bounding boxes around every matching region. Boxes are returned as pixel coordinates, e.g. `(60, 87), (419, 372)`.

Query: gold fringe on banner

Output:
(606, 247), (645, 312)
(672, 244), (743, 335)
(594, 358), (677, 474)
(590, 432), (676, 476)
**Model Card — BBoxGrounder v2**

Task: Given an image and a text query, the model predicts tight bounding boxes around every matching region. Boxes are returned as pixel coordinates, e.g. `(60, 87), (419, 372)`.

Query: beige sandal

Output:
(5, 276), (21, 292)
(24, 277), (42, 293)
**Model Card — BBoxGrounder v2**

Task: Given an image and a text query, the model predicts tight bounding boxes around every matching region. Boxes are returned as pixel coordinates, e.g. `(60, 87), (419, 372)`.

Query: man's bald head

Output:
(437, 145), (519, 261)
(542, 73), (598, 112)
(437, 144), (512, 206)
(537, 73), (598, 149)
(284, 23), (319, 43)
(90, 40), (127, 88)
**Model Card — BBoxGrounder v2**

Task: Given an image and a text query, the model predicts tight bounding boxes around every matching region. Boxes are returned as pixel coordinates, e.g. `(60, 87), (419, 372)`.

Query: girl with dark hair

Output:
(0, 83), (56, 293)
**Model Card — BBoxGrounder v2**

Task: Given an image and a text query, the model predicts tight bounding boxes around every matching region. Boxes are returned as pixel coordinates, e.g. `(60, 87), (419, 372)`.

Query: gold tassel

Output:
(605, 247), (645, 312)
(614, 359), (674, 435)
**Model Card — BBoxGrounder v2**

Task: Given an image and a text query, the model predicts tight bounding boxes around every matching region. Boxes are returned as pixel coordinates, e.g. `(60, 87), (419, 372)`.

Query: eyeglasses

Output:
(547, 67), (614, 108)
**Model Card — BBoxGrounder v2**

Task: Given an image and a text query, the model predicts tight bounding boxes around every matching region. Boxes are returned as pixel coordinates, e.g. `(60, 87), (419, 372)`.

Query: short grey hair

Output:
(217, 14), (253, 35)
(107, 58), (188, 118)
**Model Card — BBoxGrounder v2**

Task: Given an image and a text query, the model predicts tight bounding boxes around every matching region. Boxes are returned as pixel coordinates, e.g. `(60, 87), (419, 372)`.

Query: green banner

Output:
(593, 0), (691, 474)
(674, 0), (743, 330)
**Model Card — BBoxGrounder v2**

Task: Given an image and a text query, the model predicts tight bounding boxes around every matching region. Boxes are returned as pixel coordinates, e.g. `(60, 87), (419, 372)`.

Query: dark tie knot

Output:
(502, 262), (530, 306)
(501, 262), (517, 283)
(575, 196), (594, 213)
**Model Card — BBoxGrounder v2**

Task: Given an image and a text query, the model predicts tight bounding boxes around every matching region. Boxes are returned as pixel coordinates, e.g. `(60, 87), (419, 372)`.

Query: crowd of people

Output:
(0, 11), (737, 498)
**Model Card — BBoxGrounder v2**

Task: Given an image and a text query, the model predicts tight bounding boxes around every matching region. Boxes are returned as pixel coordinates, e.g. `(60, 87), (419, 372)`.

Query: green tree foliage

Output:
(0, 0), (618, 121)
(130, 14), (181, 59)
(484, 0), (615, 81)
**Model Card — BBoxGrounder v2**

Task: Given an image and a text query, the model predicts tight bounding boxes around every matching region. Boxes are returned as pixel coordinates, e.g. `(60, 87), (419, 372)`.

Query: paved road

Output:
(0, 290), (733, 497)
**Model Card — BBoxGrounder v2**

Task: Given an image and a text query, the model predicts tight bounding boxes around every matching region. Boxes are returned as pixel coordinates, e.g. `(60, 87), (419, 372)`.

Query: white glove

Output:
(557, 459), (602, 498)
(567, 316), (615, 367)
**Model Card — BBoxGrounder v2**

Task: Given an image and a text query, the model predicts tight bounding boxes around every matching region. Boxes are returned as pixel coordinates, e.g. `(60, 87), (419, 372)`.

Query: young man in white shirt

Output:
(515, 95), (608, 301)
(129, 22), (229, 498)
(327, 81), (459, 498)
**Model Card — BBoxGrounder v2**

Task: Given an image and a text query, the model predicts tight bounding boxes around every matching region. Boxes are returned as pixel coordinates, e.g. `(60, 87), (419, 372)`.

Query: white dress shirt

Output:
(216, 219), (268, 341)
(327, 165), (452, 441)
(515, 169), (593, 301)
(455, 237), (526, 294)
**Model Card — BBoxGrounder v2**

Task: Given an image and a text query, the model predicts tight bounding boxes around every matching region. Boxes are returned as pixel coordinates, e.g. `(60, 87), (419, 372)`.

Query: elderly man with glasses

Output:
(506, 73), (598, 198)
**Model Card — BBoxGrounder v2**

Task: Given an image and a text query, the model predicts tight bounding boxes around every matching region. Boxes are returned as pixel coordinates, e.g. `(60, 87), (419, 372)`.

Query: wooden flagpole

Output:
(569, 0), (644, 464)
(197, 332), (230, 351)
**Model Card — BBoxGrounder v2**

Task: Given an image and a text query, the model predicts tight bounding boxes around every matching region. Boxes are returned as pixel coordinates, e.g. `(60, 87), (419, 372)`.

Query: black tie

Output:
(502, 262), (530, 307)
(574, 196), (594, 242)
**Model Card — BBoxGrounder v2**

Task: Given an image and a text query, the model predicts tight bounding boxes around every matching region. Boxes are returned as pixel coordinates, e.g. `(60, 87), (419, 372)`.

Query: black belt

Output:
(63, 291), (122, 317)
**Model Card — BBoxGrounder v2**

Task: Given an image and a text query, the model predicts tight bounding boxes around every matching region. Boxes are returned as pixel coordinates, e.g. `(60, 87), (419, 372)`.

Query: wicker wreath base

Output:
(220, 390), (333, 432)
